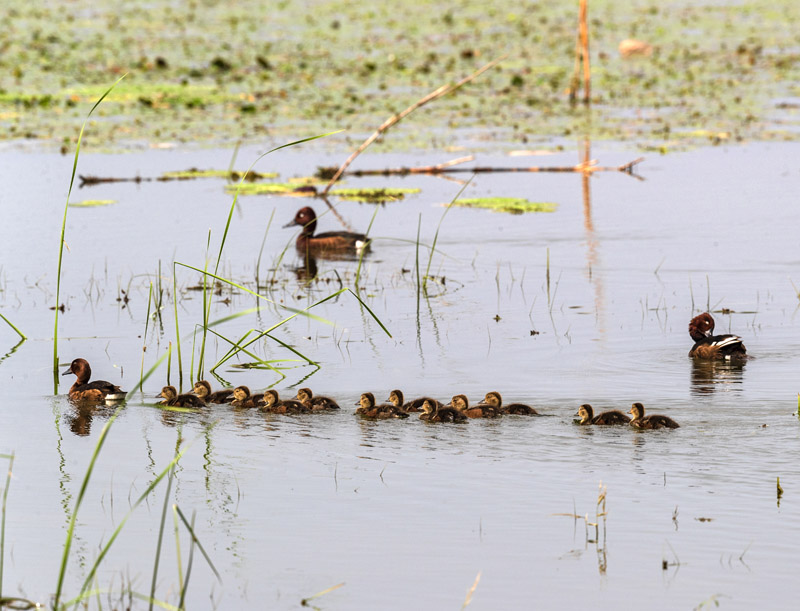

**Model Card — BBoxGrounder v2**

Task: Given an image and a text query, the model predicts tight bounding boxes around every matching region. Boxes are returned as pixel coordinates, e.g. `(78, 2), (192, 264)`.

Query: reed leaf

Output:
(0, 313), (26, 341)
(53, 74), (127, 385)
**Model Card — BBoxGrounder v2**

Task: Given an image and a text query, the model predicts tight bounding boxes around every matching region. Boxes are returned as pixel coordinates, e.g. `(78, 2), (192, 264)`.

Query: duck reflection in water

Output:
(66, 404), (115, 437)
(690, 359), (746, 396)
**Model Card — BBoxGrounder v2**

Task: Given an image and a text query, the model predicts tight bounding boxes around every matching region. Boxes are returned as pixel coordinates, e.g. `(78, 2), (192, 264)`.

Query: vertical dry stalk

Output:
(579, 0), (591, 104)
(568, 0), (591, 105)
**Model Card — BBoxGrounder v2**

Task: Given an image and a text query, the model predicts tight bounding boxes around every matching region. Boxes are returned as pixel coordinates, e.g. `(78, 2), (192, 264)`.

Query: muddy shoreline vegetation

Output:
(0, 1), (799, 610)
(1, 0), (799, 152)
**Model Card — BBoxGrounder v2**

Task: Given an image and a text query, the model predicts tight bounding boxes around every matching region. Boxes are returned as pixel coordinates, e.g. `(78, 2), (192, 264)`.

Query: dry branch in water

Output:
(320, 56), (507, 196)
(341, 156), (645, 177)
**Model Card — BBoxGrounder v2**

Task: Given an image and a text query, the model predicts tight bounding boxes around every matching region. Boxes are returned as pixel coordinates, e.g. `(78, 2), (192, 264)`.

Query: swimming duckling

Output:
(688, 312), (747, 360)
(419, 399), (467, 423)
(157, 386), (207, 408)
(295, 387), (339, 410)
(230, 386), (264, 408)
(262, 390), (312, 414)
(355, 392), (409, 419)
(452, 394), (501, 418)
(387, 389), (443, 413)
(480, 391), (538, 416)
(628, 402), (680, 429)
(63, 358), (125, 402)
(575, 404), (631, 425)
(192, 380), (235, 404)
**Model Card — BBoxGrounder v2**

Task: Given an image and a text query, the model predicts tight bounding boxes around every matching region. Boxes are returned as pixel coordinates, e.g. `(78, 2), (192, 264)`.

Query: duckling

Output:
(355, 392), (408, 419)
(575, 404), (631, 425)
(387, 389), (443, 413)
(295, 387), (339, 410)
(192, 380), (234, 404)
(230, 385), (264, 408)
(157, 386), (207, 408)
(419, 399), (467, 423)
(452, 394), (501, 418)
(482, 391), (538, 416)
(628, 402), (680, 429)
(262, 389), (312, 414)
(63, 358), (125, 402)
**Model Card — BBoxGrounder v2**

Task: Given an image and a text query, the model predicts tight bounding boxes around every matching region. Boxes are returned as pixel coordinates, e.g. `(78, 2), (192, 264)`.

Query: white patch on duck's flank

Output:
(711, 335), (743, 348)
(355, 239), (367, 250)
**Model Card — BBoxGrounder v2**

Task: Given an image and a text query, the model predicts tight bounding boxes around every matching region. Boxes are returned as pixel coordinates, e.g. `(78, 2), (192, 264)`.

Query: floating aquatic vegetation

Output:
(223, 183), (317, 196)
(330, 187), (420, 202)
(452, 197), (557, 214)
(161, 169), (278, 180)
(68, 199), (117, 207)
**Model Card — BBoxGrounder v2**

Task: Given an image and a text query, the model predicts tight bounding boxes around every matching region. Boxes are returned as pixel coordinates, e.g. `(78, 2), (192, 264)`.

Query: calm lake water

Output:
(0, 141), (799, 609)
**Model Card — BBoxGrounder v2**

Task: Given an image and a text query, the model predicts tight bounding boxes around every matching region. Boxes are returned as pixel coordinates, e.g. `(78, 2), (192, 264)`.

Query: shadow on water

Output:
(690, 359), (746, 397)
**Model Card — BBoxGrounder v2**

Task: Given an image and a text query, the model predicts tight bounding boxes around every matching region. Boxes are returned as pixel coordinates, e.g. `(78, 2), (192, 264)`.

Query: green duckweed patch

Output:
(453, 198), (557, 214)
(2, 0), (800, 151)
(161, 169), (278, 180)
(223, 183), (317, 196)
(68, 199), (117, 207)
(330, 187), (420, 202)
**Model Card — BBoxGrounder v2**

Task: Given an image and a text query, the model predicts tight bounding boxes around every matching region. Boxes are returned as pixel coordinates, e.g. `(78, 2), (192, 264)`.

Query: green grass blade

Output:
(70, 446), (188, 604)
(178, 511), (197, 610)
(53, 403), (125, 608)
(175, 263), (331, 325)
(172, 263), (184, 389)
(354, 206), (379, 290)
(424, 175), (473, 291)
(141, 282), (154, 386)
(0, 452), (14, 599)
(54, 74), (127, 386)
(174, 505), (222, 583)
(0, 313), (26, 341)
(149, 456), (176, 611)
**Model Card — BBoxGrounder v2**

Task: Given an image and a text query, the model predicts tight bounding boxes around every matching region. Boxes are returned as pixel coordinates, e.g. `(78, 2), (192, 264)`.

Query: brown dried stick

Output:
(321, 56), (506, 196)
(344, 157), (644, 176)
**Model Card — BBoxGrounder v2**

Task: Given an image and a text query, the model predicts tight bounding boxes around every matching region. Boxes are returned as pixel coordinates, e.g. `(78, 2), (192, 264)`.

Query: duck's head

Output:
(157, 386), (178, 400)
(262, 389), (279, 407)
(483, 391), (502, 407)
(192, 380), (212, 398)
(689, 313), (715, 341)
(233, 386), (251, 401)
(296, 387), (313, 402)
(576, 404), (594, 423)
(629, 402), (645, 419)
(387, 389), (403, 406)
(420, 400), (435, 415)
(357, 392), (376, 409)
(284, 206), (317, 235)
(63, 358), (91, 381)
(450, 394), (469, 410)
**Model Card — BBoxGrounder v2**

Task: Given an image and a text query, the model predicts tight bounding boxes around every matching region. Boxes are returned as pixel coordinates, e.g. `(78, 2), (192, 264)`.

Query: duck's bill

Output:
(62, 369), (72, 376)
(282, 220), (298, 228)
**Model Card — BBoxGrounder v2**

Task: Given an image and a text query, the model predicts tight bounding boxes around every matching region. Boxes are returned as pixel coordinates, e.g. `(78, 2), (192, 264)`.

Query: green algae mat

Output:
(2, 0), (799, 151)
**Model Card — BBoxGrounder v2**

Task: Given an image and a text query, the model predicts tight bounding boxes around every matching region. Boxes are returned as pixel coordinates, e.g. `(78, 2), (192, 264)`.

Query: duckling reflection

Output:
(690, 359), (745, 396)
